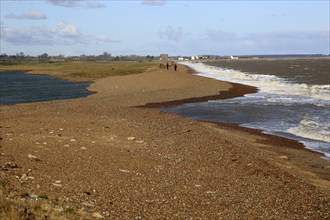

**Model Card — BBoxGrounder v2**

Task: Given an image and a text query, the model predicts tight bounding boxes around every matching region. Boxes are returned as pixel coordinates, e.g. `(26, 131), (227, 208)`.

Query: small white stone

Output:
(119, 169), (130, 173)
(28, 154), (38, 160)
(127, 137), (136, 141)
(92, 212), (105, 219)
(52, 183), (62, 188)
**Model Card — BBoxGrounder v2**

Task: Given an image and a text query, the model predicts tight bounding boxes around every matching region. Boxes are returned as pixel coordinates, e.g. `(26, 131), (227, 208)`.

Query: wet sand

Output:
(0, 64), (329, 219)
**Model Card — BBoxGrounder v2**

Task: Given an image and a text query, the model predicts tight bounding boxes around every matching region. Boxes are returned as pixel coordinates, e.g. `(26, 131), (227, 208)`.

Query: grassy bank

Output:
(0, 61), (159, 82)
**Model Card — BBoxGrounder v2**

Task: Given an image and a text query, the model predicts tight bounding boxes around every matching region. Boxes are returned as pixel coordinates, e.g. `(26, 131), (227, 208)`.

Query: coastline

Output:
(0, 63), (329, 218)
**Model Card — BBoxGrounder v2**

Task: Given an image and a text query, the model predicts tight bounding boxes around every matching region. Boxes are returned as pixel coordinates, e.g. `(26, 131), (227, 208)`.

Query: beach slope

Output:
(0, 64), (329, 219)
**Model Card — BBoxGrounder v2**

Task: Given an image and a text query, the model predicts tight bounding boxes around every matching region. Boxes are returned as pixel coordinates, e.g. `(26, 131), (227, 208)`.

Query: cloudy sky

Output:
(1, 0), (329, 56)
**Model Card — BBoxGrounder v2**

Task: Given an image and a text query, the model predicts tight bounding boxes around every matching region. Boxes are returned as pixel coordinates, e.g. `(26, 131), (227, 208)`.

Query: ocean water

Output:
(0, 72), (93, 105)
(163, 59), (330, 159)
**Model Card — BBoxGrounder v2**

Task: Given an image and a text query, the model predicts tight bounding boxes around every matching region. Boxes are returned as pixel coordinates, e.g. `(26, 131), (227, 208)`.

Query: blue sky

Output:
(1, 0), (329, 56)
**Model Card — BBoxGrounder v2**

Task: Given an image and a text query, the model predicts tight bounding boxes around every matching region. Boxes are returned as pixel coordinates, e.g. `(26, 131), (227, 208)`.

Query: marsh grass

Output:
(0, 61), (159, 82)
(0, 189), (95, 220)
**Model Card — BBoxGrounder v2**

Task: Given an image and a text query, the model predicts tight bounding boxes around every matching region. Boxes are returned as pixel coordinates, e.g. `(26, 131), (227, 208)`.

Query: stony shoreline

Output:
(1, 64), (329, 219)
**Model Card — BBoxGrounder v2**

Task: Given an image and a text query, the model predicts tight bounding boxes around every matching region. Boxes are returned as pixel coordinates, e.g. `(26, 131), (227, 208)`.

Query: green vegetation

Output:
(0, 189), (97, 220)
(0, 60), (159, 82)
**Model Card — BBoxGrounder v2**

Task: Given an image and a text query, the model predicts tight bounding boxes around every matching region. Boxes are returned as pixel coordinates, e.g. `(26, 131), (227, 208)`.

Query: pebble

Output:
(92, 212), (105, 219)
(82, 202), (95, 207)
(30, 194), (38, 200)
(52, 181), (62, 188)
(279, 155), (289, 160)
(119, 169), (130, 173)
(54, 207), (64, 212)
(28, 154), (39, 160)
(127, 137), (136, 141)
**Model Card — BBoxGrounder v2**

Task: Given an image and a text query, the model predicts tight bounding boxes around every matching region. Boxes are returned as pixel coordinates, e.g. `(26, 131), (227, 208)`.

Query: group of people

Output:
(166, 62), (177, 71)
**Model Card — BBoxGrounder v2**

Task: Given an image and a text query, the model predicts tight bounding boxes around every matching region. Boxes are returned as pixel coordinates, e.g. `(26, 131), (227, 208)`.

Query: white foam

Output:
(183, 62), (330, 102)
(180, 61), (330, 158)
(288, 120), (330, 143)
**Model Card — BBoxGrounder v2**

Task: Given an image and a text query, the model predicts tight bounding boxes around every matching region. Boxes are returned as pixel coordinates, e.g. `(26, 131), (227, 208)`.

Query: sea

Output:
(163, 59), (330, 159)
(0, 71), (93, 105)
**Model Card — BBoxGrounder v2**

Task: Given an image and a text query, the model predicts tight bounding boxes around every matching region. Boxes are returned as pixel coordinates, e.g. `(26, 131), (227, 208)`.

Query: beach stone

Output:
(119, 169), (130, 173)
(20, 173), (28, 181)
(127, 136), (136, 141)
(30, 194), (38, 200)
(279, 155), (289, 159)
(92, 212), (105, 219)
(2, 162), (19, 170)
(52, 182), (62, 188)
(53, 207), (64, 212)
(82, 202), (95, 207)
(28, 154), (38, 160)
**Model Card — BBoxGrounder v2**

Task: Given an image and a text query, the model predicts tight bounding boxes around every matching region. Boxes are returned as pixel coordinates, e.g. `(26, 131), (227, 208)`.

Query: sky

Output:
(0, 0), (329, 56)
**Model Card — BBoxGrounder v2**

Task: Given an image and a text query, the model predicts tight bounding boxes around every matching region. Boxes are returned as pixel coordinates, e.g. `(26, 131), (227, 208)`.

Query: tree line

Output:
(0, 52), (156, 64)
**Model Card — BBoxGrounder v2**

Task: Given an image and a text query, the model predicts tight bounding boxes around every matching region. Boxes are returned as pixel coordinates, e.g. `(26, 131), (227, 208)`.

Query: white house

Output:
(191, 56), (199, 60)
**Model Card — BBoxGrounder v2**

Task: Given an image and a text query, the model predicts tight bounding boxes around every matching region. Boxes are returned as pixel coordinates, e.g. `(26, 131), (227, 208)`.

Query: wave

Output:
(180, 61), (330, 159)
(183, 62), (330, 102)
(288, 119), (330, 143)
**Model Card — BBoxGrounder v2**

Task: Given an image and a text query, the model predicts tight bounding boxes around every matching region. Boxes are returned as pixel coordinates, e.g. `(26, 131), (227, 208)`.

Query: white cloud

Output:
(85, 2), (106, 9)
(47, 0), (81, 7)
(47, 0), (106, 8)
(55, 22), (80, 37)
(6, 10), (47, 20)
(142, 0), (166, 6)
(158, 26), (186, 42)
(0, 22), (119, 46)
(202, 29), (330, 55)
(93, 34), (121, 43)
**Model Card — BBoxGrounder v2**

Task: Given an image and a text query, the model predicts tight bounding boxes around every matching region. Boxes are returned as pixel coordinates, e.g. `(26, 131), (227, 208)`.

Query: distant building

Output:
(190, 56), (199, 60)
(159, 54), (169, 60)
(230, 56), (239, 59)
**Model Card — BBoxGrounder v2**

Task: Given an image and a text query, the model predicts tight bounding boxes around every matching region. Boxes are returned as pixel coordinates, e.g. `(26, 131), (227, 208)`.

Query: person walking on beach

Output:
(166, 62), (169, 70)
(174, 63), (177, 71)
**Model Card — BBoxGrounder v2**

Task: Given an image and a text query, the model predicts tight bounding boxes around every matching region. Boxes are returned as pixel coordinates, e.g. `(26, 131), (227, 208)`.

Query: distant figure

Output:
(174, 64), (177, 71)
(166, 62), (169, 70)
